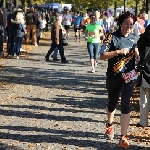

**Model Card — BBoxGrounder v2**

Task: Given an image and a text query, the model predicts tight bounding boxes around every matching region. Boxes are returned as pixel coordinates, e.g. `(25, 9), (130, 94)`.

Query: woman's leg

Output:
(105, 77), (122, 139)
(120, 80), (135, 136)
(106, 78), (122, 123)
(93, 43), (100, 67)
(16, 37), (22, 57)
(87, 42), (95, 72)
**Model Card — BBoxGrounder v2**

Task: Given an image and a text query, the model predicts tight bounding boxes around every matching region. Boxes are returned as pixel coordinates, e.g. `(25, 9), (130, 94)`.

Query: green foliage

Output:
(17, 0), (144, 12)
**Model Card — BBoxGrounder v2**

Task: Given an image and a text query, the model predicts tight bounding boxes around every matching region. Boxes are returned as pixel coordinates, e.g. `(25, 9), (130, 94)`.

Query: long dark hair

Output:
(117, 11), (136, 30)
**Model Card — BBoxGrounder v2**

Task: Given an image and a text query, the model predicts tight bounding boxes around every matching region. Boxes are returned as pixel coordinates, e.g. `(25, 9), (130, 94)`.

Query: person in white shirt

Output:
(62, 9), (72, 39)
(40, 15), (47, 31)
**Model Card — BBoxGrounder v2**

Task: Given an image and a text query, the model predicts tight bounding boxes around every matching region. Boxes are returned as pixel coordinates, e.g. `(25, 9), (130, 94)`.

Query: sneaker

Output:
(119, 135), (129, 149)
(34, 44), (38, 46)
(8, 55), (12, 59)
(20, 48), (26, 52)
(16, 56), (19, 59)
(94, 60), (98, 67)
(91, 68), (95, 73)
(61, 60), (68, 63)
(45, 56), (49, 61)
(105, 123), (114, 140)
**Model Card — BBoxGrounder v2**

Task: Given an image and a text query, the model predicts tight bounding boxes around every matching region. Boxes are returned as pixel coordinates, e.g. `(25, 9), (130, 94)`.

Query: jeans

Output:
(12, 37), (23, 56)
(53, 47), (59, 59)
(87, 42), (100, 59)
(7, 33), (14, 55)
(45, 43), (66, 61)
(0, 36), (3, 54)
(37, 28), (42, 44)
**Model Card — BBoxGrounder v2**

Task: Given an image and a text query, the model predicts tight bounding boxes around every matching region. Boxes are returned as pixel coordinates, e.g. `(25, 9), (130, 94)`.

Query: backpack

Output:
(25, 12), (34, 25)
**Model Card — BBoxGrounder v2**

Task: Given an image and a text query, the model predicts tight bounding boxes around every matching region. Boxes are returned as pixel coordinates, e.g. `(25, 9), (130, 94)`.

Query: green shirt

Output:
(86, 23), (101, 43)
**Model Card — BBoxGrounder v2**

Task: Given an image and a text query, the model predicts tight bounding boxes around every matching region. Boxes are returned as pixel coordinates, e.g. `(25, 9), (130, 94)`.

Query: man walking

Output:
(62, 9), (72, 39)
(25, 5), (38, 46)
(45, 14), (68, 63)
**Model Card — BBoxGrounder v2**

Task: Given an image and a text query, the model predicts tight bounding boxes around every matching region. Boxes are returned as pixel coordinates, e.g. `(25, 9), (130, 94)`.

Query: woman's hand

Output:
(116, 48), (129, 55)
(89, 32), (95, 37)
(135, 53), (140, 62)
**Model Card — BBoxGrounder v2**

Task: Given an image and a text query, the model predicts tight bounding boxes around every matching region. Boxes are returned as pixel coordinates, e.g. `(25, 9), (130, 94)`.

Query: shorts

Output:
(64, 25), (70, 30)
(74, 25), (81, 32)
(82, 25), (86, 30)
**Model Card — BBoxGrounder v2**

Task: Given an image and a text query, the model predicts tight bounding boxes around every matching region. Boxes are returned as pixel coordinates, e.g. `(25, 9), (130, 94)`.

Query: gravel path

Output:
(0, 32), (149, 150)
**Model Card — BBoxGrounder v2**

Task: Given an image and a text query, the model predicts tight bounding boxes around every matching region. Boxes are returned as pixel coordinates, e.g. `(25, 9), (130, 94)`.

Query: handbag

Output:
(62, 34), (68, 46)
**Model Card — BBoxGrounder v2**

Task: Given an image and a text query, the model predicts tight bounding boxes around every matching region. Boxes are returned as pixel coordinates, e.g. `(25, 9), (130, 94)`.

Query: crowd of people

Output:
(0, 5), (149, 149)
(0, 5), (48, 59)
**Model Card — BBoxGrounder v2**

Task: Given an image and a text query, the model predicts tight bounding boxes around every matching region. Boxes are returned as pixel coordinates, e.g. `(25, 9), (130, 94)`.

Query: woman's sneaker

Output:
(94, 60), (98, 67)
(119, 135), (129, 149)
(105, 123), (114, 140)
(91, 68), (95, 73)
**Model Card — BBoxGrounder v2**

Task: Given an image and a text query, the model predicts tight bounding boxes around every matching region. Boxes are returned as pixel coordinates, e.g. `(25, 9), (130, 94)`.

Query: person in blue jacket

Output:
(73, 11), (82, 42)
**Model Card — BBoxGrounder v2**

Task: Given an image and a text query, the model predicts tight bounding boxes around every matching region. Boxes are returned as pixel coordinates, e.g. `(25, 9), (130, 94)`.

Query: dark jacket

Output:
(51, 21), (62, 44)
(137, 32), (150, 86)
(25, 11), (37, 25)
(11, 23), (25, 37)
(137, 32), (150, 64)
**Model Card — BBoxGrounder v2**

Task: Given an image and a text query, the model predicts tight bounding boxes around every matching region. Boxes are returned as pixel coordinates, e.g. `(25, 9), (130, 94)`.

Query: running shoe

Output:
(119, 135), (129, 149)
(105, 123), (114, 140)
(91, 68), (95, 73)
(94, 60), (98, 67)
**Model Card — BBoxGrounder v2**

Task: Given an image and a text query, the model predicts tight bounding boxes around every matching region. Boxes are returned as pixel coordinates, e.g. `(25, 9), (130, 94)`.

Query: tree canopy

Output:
(10, 0), (144, 13)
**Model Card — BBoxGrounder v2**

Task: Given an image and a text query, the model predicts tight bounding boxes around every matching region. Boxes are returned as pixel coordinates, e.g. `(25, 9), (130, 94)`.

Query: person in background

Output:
(100, 11), (140, 148)
(45, 14), (68, 63)
(25, 5), (38, 46)
(81, 12), (90, 38)
(6, 7), (17, 57)
(11, 8), (25, 59)
(45, 13), (49, 31)
(0, 8), (4, 56)
(2, 8), (8, 40)
(73, 11), (82, 42)
(136, 24), (150, 127)
(85, 14), (102, 73)
(143, 13), (150, 28)
(62, 9), (72, 39)
(36, 14), (41, 45)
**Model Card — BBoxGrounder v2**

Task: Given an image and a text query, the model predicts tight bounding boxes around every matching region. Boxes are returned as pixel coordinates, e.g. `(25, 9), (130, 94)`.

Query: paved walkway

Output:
(0, 32), (149, 150)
